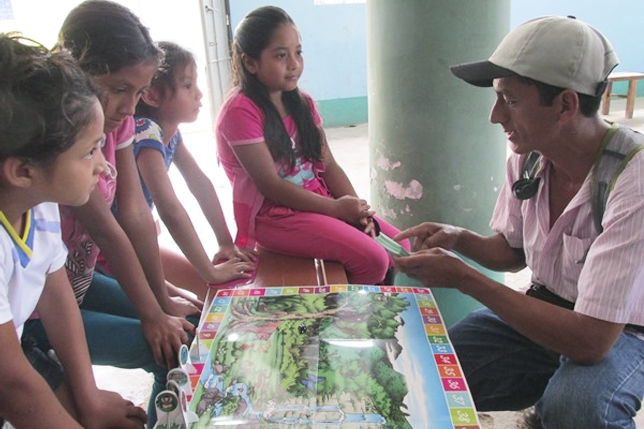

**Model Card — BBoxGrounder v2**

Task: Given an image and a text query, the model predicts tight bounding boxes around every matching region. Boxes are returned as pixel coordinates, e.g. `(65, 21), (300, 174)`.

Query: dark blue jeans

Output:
(23, 272), (171, 428)
(449, 308), (644, 428)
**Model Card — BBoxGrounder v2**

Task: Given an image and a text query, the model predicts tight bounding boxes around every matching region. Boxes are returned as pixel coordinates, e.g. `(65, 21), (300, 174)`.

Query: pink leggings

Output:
(255, 210), (409, 285)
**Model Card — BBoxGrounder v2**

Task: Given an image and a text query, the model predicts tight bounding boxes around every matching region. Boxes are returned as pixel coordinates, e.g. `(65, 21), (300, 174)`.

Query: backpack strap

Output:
(590, 124), (644, 233)
(513, 124), (644, 234)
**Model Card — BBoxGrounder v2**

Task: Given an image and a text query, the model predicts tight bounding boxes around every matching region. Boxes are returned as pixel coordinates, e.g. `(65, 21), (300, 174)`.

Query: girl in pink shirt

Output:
(216, 6), (408, 284)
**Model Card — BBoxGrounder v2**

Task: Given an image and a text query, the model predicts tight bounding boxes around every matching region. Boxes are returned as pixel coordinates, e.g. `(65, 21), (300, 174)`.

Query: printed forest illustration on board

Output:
(191, 290), (414, 427)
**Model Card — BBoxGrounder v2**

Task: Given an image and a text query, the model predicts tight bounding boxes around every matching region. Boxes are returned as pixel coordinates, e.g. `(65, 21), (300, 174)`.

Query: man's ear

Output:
(141, 87), (162, 108)
(241, 53), (258, 74)
(558, 89), (580, 123)
(0, 157), (36, 189)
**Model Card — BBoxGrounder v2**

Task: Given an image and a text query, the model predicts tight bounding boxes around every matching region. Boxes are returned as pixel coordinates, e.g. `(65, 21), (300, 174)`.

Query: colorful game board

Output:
(176, 285), (480, 428)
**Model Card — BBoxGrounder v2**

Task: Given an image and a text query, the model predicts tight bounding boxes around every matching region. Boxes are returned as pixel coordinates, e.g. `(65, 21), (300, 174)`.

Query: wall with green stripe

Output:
(229, 1), (644, 127)
(316, 96), (368, 128)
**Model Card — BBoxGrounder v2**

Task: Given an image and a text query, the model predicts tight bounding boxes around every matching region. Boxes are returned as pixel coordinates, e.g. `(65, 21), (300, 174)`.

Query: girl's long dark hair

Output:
(231, 6), (321, 170)
(57, 0), (161, 76)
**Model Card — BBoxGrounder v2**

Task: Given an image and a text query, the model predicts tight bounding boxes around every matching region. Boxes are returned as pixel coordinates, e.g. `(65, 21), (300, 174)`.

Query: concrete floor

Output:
(89, 97), (644, 429)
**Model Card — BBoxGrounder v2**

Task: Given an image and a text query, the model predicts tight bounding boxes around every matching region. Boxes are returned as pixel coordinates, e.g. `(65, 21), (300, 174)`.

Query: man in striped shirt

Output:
(394, 16), (644, 429)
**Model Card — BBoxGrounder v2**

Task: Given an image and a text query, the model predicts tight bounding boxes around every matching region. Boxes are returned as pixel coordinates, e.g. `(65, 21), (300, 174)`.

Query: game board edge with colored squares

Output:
(176, 284), (481, 429)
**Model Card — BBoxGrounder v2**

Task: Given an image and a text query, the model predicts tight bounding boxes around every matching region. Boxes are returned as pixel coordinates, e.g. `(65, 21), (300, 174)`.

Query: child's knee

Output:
(345, 246), (390, 284)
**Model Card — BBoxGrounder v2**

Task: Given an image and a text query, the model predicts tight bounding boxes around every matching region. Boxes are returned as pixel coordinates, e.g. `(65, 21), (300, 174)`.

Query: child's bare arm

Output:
(174, 144), (232, 244)
(173, 145), (257, 262)
(37, 268), (147, 428)
(114, 145), (200, 320)
(71, 185), (193, 369)
(318, 130), (359, 199)
(137, 146), (251, 282)
(0, 321), (83, 428)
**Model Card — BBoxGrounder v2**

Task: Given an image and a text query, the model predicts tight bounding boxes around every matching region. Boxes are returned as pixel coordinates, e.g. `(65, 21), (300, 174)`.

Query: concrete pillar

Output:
(367, 0), (510, 327)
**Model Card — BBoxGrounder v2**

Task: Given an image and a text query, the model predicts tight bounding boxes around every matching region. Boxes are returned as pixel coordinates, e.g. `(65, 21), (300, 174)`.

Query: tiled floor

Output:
(89, 97), (644, 429)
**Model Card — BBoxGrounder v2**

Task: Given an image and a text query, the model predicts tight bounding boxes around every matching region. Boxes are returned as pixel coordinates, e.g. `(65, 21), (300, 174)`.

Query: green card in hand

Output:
(375, 234), (409, 257)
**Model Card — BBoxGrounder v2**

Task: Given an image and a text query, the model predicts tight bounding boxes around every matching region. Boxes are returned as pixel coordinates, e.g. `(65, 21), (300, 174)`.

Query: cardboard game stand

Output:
(154, 381), (198, 428)
(153, 348), (199, 429)
(154, 284), (481, 429)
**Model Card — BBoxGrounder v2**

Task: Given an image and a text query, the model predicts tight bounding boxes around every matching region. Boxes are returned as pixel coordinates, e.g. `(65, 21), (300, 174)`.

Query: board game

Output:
(156, 285), (481, 429)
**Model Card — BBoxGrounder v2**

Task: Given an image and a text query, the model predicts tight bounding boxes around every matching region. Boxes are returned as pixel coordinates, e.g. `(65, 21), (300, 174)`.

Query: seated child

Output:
(0, 33), (146, 428)
(135, 41), (255, 299)
(216, 6), (410, 284)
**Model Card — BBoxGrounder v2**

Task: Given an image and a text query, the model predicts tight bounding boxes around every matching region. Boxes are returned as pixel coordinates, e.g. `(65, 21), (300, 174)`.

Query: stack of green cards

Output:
(375, 234), (409, 257)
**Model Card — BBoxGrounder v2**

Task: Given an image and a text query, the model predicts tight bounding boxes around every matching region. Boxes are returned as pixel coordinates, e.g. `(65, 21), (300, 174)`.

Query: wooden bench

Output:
(602, 71), (644, 119)
(201, 248), (348, 315)
(252, 247), (347, 287)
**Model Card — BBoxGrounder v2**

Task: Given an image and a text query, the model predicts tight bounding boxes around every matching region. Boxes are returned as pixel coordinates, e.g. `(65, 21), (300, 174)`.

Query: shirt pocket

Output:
(561, 233), (593, 285)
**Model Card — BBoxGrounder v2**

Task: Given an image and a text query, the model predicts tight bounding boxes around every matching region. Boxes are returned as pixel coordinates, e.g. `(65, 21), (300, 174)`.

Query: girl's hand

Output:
(162, 295), (201, 320)
(212, 258), (255, 284)
(236, 246), (258, 262)
(140, 313), (194, 369)
(361, 216), (378, 238)
(333, 195), (375, 226)
(80, 390), (147, 429)
(167, 282), (204, 309)
(213, 243), (258, 264)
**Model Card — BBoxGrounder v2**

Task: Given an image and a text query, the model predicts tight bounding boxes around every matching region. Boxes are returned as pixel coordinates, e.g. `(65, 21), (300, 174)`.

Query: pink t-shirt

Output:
(490, 125), (644, 325)
(60, 117), (135, 303)
(216, 89), (323, 249)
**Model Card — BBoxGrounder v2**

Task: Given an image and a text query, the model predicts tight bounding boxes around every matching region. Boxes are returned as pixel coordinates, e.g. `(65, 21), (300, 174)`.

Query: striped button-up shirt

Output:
(491, 126), (644, 326)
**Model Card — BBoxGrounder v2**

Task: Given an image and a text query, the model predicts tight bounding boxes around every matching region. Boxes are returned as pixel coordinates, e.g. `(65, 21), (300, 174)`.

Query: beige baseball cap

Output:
(450, 16), (619, 96)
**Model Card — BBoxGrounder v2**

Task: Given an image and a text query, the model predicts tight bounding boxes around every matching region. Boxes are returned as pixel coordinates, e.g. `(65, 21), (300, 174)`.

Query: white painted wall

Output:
(0, 0), (213, 133)
(3, 0), (644, 130)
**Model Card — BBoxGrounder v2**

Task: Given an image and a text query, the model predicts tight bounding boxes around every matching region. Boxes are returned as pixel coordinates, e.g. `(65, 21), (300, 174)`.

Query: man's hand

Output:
(394, 222), (463, 252)
(393, 248), (470, 288)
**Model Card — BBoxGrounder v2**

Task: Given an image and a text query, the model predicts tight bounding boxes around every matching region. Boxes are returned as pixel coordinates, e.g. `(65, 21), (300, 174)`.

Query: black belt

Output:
(526, 284), (644, 334)
(526, 284), (575, 310)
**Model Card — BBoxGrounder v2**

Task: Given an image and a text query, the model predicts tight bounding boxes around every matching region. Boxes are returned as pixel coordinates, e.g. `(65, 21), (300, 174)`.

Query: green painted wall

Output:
(611, 81), (644, 98)
(316, 80), (644, 129)
(316, 96), (368, 128)
(367, 0), (510, 326)
(308, 1), (644, 128)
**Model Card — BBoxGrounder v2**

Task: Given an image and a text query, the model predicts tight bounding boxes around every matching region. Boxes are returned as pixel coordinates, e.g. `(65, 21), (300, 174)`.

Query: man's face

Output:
(490, 76), (561, 155)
